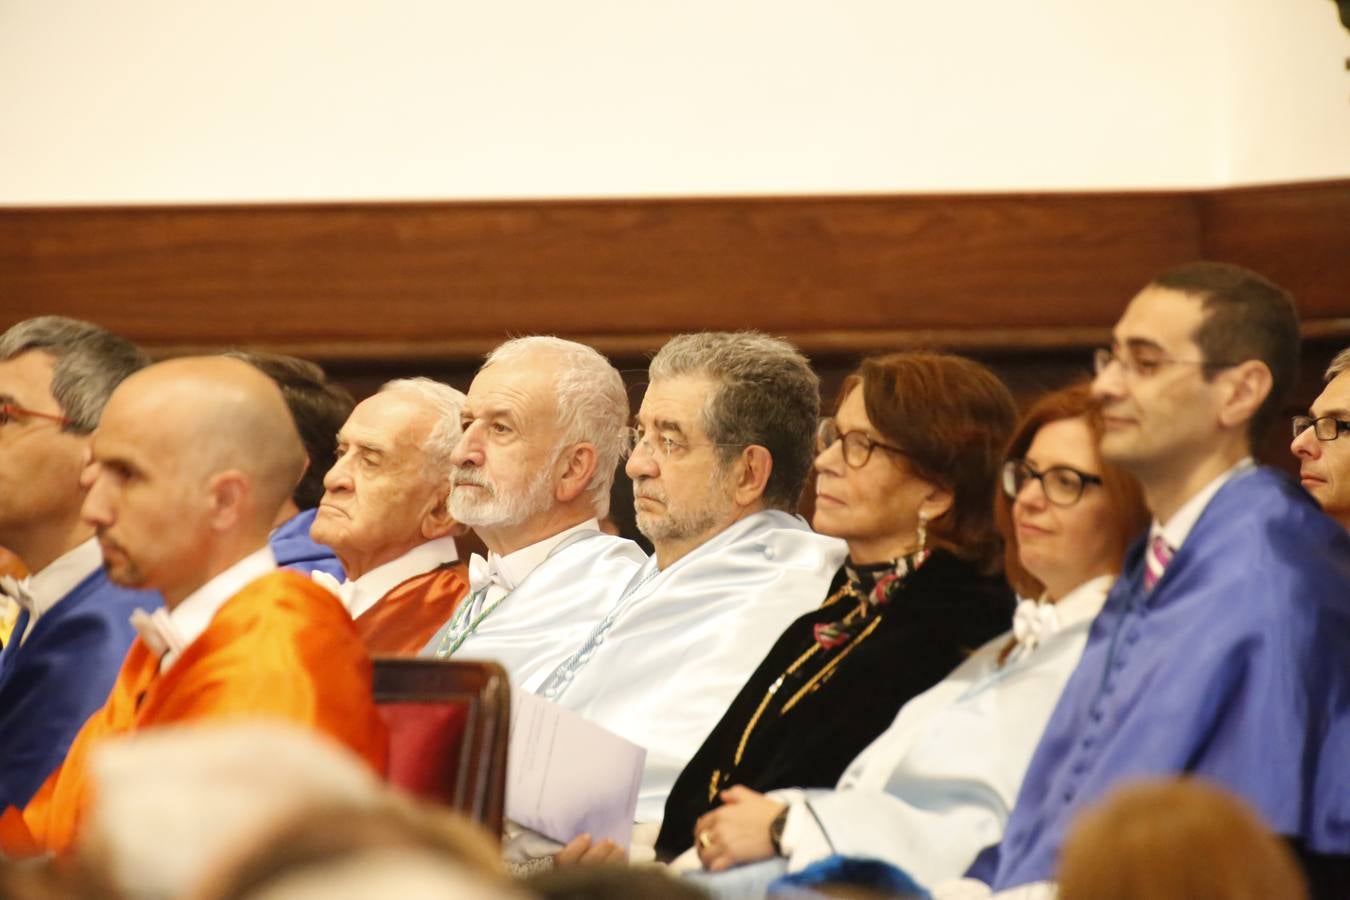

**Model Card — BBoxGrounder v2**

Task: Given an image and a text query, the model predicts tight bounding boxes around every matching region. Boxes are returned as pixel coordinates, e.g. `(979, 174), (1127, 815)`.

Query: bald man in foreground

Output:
(0, 358), (387, 857)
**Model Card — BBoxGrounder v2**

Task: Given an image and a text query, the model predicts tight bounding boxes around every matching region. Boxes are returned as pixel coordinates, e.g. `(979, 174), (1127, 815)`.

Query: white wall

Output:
(1, 0), (1346, 204)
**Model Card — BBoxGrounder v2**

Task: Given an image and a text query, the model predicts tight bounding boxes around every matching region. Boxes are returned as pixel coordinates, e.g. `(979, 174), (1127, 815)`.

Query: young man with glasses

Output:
(960, 263), (1350, 899)
(1291, 348), (1350, 532)
(0, 317), (159, 813)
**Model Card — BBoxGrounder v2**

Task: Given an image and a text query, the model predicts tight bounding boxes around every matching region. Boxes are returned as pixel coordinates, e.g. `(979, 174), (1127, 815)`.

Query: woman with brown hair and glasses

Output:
(655, 351), (1017, 862)
(672, 382), (1150, 896)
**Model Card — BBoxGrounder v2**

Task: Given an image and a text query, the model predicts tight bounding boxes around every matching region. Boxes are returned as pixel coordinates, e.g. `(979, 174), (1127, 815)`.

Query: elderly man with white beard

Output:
(420, 337), (646, 692)
(535, 332), (846, 832)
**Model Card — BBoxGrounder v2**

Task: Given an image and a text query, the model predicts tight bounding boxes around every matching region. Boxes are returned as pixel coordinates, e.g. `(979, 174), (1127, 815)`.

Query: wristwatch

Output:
(769, 806), (789, 856)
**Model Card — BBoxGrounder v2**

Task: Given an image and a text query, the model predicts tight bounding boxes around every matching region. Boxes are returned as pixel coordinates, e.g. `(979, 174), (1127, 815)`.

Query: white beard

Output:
(450, 462), (556, 528)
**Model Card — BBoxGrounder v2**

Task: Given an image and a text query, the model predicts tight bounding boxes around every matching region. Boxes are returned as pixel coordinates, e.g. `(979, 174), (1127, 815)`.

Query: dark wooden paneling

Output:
(1198, 181), (1350, 324)
(1, 191), (1219, 360)
(0, 180), (1344, 379)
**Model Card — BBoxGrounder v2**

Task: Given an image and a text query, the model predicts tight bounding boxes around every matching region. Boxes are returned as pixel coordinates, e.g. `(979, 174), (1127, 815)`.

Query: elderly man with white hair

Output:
(421, 337), (647, 691)
(310, 378), (471, 654)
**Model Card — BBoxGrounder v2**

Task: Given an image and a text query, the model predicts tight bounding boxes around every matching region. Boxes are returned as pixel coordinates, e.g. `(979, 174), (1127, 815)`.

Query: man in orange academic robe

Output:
(309, 379), (472, 655)
(0, 357), (389, 856)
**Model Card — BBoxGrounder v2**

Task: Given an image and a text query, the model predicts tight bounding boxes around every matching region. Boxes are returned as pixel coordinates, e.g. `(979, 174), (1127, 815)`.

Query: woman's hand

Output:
(693, 786), (787, 872)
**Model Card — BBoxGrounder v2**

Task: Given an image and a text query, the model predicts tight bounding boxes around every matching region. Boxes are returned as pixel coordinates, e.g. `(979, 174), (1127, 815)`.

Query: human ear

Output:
(918, 485), (954, 525)
(420, 487), (458, 540)
(732, 445), (773, 507)
(555, 443), (600, 504)
(1216, 361), (1272, 433)
(206, 470), (250, 531)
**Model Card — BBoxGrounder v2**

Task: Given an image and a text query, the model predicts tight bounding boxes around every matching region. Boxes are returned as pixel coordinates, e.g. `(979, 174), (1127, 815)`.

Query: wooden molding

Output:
(2, 181), (1347, 363)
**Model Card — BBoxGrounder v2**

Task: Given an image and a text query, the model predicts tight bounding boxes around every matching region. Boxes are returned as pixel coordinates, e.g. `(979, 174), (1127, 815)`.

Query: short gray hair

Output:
(649, 332), (819, 511)
(484, 336), (628, 518)
(0, 316), (149, 433)
(379, 377), (466, 483)
(1325, 348), (1350, 383)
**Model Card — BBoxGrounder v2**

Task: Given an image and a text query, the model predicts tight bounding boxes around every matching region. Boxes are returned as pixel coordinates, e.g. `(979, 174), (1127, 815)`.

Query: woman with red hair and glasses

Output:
(675, 382), (1148, 897)
(657, 351), (1018, 863)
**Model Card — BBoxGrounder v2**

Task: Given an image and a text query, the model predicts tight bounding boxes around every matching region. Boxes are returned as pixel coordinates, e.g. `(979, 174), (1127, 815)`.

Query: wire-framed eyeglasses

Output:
(1092, 346), (1236, 380)
(1291, 415), (1350, 442)
(623, 425), (743, 461)
(1002, 459), (1103, 507)
(815, 418), (905, 468)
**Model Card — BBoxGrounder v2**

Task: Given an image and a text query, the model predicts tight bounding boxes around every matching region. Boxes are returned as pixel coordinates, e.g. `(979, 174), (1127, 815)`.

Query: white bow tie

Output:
(312, 571), (360, 612)
(1011, 598), (1060, 657)
(130, 607), (186, 662)
(0, 574), (34, 611)
(467, 553), (512, 595)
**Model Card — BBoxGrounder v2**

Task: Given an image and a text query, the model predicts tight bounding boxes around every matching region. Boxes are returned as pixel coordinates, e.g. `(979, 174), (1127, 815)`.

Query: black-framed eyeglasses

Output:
(1291, 415), (1350, 442)
(815, 418), (905, 469)
(1092, 346), (1237, 380)
(0, 402), (73, 430)
(1002, 459), (1103, 507)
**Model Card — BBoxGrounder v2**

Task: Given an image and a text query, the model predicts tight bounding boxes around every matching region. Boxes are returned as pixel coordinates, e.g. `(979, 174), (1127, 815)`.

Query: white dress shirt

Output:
(1149, 457), (1256, 553)
(314, 536), (458, 619)
(157, 546), (277, 672)
(9, 538), (104, 646)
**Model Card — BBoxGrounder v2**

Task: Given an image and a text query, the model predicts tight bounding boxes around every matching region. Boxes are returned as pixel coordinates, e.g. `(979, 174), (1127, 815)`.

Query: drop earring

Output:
(916, 509), (928, 555)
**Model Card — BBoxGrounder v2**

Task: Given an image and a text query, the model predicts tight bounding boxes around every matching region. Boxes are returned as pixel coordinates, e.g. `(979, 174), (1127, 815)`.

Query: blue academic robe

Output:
(270, 507), (344, 581)
(0, 570), (161, 809)
(977, 467), (1350, 890)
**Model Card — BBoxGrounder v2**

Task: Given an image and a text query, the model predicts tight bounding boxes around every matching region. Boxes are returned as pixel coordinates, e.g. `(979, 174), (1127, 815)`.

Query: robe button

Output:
(762, 545), (775, 560)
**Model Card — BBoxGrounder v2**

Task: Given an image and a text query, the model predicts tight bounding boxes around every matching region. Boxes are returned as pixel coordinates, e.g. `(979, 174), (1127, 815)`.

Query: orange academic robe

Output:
(354, 563), (469, 655)
(3, 569), (387, 856)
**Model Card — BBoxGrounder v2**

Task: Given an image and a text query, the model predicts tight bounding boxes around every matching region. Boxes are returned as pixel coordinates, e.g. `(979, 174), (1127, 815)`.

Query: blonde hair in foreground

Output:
(1057, 777), (1308, 900)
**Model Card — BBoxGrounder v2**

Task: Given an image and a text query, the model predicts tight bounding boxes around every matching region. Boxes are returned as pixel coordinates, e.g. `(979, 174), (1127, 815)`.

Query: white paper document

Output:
(506, 688), (646, 849)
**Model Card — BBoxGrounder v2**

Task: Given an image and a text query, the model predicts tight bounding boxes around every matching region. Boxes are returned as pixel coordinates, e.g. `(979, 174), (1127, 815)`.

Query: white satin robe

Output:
(421, 526), (647, 693)
(772, 575), (1112, 888)
(540, 510), (848, 823)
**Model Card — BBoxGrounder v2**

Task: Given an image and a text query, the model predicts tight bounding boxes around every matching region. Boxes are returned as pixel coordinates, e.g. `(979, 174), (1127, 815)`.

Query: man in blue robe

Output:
(1291, 347), (1350, 534)
(228, 351), (352, 581)
(0, 317), (162, 809)
(969, 263), (1350, 898)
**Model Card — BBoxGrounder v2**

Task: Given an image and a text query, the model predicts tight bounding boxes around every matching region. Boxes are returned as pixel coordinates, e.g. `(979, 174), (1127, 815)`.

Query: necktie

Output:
(1143, 534), (1174, 591)
(129, 607), (186, 668)
(467, 553), (512, 595)
(1011, 598), (1061, 656)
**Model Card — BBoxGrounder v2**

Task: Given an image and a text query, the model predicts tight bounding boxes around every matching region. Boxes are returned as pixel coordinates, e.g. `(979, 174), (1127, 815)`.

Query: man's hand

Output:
(693, 785), (787, 872)
(554, 833), (626, 866)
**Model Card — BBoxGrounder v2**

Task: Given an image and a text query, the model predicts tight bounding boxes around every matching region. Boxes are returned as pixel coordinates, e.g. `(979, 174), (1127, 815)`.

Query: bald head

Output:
(82, 357), (307, 604)
(114, 357), (306, 523)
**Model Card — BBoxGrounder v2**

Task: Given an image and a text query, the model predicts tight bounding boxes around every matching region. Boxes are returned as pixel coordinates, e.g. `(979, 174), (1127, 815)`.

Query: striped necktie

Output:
(1143, 534), (1174, 591)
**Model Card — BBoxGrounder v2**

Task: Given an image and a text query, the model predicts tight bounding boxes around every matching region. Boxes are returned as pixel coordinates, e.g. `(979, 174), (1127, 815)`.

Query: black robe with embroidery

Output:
(656, 550), (1013, 859)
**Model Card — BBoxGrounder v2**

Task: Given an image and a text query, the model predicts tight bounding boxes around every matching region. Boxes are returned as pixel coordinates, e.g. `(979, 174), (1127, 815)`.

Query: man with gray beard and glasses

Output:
(534, 332), (846, 842)
(420, 337), (646, 692)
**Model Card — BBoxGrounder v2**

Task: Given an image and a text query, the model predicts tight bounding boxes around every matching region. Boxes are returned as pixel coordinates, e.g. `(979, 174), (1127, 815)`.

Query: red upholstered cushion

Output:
(379, 701), (470, 804)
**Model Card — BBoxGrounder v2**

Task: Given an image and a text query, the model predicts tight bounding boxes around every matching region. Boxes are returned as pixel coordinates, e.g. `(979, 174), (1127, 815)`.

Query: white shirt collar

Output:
(162, 546), (276, 671)
(489, 518), (600, 593)
(345, 537), (458, 618)
(17, 538), (104, 645)
(1149, 457), (1255, 552)
(1047, 573), (1115, 627)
